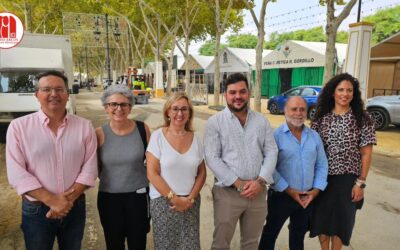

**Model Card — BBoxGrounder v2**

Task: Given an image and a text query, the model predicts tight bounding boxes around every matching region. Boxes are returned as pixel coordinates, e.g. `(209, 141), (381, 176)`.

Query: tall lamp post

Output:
(93, 14), (121, 82)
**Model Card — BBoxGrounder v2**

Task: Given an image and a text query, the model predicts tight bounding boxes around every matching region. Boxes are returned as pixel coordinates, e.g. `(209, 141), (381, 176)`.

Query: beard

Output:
(286, 116), (305, 128)
(226, 99), (248, 112)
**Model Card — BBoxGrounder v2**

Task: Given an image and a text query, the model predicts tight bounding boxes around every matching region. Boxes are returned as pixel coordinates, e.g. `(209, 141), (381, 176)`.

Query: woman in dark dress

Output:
(310, 73), (376, 249)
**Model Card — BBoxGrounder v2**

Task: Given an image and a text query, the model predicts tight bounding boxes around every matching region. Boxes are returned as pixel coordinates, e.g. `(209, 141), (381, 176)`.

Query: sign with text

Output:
(0, 12), (24, 49)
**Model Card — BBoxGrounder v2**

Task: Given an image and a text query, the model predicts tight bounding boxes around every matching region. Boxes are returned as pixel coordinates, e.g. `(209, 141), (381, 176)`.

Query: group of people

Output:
(5, 70), (376, 250)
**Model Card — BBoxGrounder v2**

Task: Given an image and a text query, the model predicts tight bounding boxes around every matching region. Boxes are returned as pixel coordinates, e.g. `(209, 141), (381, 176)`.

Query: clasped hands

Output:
(169, 196), (194, 212)
(285, 187), (320, 209)
(45, 189), (75, 219)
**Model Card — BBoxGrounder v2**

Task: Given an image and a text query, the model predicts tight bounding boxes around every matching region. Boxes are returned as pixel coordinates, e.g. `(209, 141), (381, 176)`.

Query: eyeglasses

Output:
(170, 107), (189, 114)
(106, 102), (132, 109)
(38, 87), (67, 94)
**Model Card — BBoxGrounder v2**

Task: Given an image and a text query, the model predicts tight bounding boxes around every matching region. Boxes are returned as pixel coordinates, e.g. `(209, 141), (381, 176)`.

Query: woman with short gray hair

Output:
(96, 85), (151, 249)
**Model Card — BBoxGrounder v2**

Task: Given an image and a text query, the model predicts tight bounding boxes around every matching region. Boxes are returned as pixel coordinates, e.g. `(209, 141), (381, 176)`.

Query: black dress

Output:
(309, 110), (376, 245)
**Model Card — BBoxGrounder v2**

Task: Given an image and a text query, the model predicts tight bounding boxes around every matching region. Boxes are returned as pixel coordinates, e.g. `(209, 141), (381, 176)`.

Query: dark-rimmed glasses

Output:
(106, 102), (132, 109)
(38, 87), (67, 94)
(170, 107), (189, 114)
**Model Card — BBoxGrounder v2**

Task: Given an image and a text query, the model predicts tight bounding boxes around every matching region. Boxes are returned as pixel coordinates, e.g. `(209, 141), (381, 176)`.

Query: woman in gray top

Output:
(96, 85), (151, 250)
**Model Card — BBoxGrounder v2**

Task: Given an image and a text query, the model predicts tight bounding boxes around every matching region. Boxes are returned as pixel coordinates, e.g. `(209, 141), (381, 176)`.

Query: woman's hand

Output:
(351, 185), (364, 202)
(169, 196), (193, 212)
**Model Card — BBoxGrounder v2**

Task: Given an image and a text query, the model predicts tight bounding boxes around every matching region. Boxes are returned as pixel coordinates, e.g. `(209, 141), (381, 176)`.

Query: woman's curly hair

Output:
(312, 73), (367, 128)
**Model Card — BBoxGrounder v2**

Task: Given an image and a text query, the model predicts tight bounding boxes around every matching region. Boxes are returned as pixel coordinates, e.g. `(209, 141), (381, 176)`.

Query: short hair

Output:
(162, 92), (194, 132)
(284, 96), (307, 111)
(100, 85), (134, 106)
(36, 70), (68, 89)
(224, 73), (249, 92)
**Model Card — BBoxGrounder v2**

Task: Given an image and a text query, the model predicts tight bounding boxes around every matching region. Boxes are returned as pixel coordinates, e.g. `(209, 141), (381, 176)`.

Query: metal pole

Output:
(157, 15), (160, 62)
(85, 46), (91, 90)
(78, 53), (82, 87)
(357, 0), (362, 22)
(105, 14), (112, 81)
(128, 28), (131, 66)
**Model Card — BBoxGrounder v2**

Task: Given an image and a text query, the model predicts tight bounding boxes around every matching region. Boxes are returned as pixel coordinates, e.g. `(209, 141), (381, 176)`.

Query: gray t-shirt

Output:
(98, 123), (148, 193)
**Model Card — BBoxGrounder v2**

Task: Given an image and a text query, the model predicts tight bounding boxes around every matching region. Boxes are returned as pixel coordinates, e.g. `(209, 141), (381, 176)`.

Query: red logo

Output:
(0, 12), (24, 49)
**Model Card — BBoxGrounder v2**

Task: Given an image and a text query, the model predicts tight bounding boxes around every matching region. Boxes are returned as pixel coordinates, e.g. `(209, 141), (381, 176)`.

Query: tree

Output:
(363, 5), (400, 44)
(206, 0), (244, 106)
(199, 40), (227, 56)
(321, 0), (357, 83)
(263, 26), (348, 50)
(227, 33), (257, 48)
(242, 0), (272, 112)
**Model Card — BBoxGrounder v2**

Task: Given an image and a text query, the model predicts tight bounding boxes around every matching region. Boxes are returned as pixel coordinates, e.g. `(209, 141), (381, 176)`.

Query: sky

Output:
(188, 0), (400, 55)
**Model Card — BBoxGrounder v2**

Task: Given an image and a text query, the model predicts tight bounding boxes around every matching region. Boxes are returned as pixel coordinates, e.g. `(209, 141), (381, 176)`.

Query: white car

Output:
(366, 95), (400, 130)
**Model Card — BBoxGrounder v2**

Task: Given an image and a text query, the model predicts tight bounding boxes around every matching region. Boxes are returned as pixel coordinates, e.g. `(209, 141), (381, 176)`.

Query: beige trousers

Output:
(211, 185), (268, 250)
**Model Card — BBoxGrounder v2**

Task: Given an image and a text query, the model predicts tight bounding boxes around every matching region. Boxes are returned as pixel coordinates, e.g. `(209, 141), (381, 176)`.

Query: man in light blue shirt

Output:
(205, 73), (278, 250)
(258, 96), (328, 250)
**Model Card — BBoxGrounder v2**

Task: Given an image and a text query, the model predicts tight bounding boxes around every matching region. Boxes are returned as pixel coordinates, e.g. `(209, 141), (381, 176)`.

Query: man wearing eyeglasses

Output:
(204, 73), (278, 250)
(6, 70), (98, 250)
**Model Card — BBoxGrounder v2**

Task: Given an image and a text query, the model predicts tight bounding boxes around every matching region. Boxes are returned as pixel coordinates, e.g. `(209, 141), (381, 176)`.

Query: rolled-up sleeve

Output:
(204, 117), (237, 186)
(259, 119), (278, 184)
(75, 123), (98, 187)
(312, 133), (328, 191)
(6, 121), (42, 195)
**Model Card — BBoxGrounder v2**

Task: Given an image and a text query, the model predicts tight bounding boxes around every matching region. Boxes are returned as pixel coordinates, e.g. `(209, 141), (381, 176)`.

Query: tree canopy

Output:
(227, 33), (258, 48)
(363, 5), (400, 44)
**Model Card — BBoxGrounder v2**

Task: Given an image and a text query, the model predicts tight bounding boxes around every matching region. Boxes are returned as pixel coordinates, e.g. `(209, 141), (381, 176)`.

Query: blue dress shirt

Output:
(272, 123), (328, 192)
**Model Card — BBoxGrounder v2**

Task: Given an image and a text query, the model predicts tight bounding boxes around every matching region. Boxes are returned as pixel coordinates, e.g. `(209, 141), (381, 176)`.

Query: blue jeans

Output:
(21, 197), (86, 250)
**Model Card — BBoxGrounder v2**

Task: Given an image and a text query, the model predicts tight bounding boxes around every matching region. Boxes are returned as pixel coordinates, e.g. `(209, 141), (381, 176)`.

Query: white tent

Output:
(261, 40), (347, 69)
(205, 47), (271, 74)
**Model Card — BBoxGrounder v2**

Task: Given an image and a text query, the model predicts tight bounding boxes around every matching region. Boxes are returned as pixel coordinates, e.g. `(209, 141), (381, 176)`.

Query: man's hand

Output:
(302, 188), (320, 208)
(352, 185), (364, 202)
(45, 189), (75, 219)
(285, 187), (307, 208)
(240, 180), (263, 199)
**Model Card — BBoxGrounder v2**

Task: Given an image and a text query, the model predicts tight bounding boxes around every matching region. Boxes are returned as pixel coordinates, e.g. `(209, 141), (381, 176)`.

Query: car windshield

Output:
(0, 71), (38, 93)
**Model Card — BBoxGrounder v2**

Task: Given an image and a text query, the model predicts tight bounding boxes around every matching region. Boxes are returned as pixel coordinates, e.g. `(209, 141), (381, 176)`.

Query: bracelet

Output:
(237, 182), (244, 192)
(167, 190), (175, 200)
(257, 178), (266, 186)
(356, 178), (366, 184)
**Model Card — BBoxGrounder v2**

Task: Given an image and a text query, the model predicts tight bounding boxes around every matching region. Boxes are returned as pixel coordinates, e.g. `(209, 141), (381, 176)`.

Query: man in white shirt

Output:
(204, 73), (278, 250)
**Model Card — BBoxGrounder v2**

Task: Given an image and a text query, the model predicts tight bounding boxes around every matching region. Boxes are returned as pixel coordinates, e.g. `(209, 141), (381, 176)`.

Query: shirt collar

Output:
(223, 106), (252, 120)
(282, 122), (309, 134)
(38, 109), (69, 126)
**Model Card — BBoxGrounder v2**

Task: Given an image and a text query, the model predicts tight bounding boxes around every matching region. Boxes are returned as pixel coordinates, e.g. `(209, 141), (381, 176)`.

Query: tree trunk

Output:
(185, 34), (191, 97)
(213, 32), (221, 106)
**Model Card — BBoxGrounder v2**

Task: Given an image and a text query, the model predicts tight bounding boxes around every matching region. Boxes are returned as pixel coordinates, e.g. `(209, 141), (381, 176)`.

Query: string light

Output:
(241, 2), (399, 34)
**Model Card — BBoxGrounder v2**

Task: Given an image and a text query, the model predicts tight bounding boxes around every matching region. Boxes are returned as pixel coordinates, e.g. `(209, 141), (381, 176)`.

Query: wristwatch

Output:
(237, 182), (244, 192)
(355, 182), (366, 189)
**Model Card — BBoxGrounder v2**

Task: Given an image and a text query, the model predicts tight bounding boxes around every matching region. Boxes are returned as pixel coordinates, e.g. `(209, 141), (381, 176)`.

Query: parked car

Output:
(267, 86), (322, 119)
(366, 95), (400, 131)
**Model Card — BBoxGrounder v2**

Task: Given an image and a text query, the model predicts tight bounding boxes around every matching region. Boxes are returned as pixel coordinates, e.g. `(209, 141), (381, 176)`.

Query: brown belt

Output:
(22, 194), (85, 206)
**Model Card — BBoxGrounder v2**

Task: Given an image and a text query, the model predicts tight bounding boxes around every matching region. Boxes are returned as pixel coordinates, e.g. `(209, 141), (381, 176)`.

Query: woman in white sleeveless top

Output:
(146, 92), (206, 250)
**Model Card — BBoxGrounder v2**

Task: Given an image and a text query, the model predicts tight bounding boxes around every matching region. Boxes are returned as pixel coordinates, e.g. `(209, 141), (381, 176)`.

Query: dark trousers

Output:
(258, 190), (312, 250)
(21, 197), (86, 250)
(97, 191), (149, 250)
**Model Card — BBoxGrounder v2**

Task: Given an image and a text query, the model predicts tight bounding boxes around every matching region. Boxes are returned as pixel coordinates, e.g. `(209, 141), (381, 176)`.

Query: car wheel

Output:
(269, 102), (280, 115)
(308, 106), (317, 120)
(369, 108), (389, 131)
